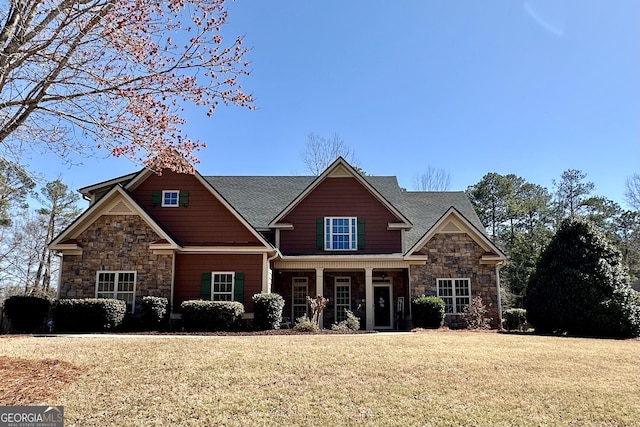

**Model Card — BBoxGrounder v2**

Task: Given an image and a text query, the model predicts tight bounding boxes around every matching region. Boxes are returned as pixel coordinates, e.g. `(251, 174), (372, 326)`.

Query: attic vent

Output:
(108, 200), (133, 214)
(327, 164), (352, 178)
(441, 221), (462, 233)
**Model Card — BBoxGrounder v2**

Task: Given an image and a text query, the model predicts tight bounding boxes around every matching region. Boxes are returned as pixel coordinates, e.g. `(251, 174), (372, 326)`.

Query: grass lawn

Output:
(0, 331), (638, 427)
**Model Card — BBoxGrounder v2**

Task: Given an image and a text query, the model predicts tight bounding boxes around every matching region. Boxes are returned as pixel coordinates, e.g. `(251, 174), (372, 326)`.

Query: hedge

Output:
(3, 296), (51, 333)
(181, 300), (244, 331)
(411, 295), (445, 329)
(252, 293), (284, 330)
(51, 298), (126, 332)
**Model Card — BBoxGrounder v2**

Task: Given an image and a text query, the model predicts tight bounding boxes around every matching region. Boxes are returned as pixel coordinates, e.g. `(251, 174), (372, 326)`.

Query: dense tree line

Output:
(466, 169), (640, 308)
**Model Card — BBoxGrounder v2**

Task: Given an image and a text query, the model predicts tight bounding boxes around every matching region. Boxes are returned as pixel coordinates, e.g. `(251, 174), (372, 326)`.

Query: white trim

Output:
(161, 190), (180, 207)
(436, 277), (471, 314)
(211, 272), (235, 301)
(373, 280), (393, 329)
(95, 270), (137, 313)
(324, 217), (357, 251)
(291, 277), (309, 321)
(334, 277), (352, 323)
(180, 246), (273, 254)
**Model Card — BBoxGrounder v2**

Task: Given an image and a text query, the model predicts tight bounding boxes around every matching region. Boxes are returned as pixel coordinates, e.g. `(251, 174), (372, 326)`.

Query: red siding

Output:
(131, 170), (261, 246)
(174, 253), (264, 312)
(279, 177), (402, 254)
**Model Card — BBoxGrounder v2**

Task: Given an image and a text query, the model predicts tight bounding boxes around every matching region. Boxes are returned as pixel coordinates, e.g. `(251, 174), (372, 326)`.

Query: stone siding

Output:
(59, 215), (173, 311)
(409, 232), (500, 328)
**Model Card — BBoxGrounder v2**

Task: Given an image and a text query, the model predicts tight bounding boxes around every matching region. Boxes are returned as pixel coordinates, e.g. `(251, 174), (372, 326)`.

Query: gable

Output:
(270, 157), (411, 228)
(128, 170), (268, 247)
(405, 207), (506, 264)
(49, 186), (179, 253)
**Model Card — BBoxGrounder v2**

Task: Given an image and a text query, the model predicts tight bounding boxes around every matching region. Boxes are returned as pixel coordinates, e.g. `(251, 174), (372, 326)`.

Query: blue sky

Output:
(29, 0), (639, 208)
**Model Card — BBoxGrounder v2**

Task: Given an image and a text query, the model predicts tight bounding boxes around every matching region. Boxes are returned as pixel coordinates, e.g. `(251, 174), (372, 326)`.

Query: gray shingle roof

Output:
(205, 175), (487, 252)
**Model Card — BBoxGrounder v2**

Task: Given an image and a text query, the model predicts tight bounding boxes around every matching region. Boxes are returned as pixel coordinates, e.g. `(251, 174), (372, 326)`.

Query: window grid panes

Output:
(162, 190), (179, 207)
(335, 278), (351, 323)
(212, 273), (234, 301)
(96, 271), (136, 312)
(325, 217), (357, 250)
(292, 278), (308, 321)
(437, 278), (470, 314)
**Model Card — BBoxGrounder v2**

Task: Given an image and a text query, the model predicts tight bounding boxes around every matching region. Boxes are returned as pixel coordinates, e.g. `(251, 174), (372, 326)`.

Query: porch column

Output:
(315, 267), (324, 328)
(365, 267), (374, 330)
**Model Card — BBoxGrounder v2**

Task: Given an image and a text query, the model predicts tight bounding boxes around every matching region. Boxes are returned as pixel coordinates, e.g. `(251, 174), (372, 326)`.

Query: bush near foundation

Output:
(3, 296), (51, 333)
(51, 298), (126, 332)
(181, 300), (244, 331)
(411, 295), (445, 329)
(252, 293), (284, 330)
(503, 308), (527, 331)
(141, 296), (169, 330)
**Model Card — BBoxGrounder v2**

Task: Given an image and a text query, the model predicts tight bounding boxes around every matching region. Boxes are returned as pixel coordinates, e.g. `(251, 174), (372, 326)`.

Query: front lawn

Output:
(0, 331), (638, 426)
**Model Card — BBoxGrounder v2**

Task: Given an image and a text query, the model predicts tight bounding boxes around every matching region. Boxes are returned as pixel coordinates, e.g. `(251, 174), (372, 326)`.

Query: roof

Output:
(205, 175), (488, 251)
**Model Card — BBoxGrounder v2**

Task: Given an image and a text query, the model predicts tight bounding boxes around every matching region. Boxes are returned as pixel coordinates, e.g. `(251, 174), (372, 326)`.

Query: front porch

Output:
(272, 261), (412, 330)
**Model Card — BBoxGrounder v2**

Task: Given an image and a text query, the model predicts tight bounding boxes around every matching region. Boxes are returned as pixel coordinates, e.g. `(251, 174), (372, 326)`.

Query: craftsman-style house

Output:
(49, 158), (505, 329)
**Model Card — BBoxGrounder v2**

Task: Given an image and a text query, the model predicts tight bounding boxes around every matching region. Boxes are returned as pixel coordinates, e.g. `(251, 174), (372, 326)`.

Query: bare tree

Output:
(625, 173), (640, 211)
(0, 0), (254, 174)
(302, 132), (359, 175)
(412, 166), (451, 191)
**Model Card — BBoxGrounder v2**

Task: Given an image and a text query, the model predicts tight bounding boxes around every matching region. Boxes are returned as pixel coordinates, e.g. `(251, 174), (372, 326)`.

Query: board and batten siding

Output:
(131, 170), (262, 246)
(279, 177), (402, 255)
(173, 253), (264, 312)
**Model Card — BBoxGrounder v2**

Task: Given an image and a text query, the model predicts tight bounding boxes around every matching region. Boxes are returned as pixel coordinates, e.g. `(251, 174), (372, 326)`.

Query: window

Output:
(325, 217), (357, 250)
(292, 277), (308, 321)
(437, 278), (471, 314)
(334, 277), (351, 323)
(96, 271), (136, 312)
(162, 190), (180, 207)
(212, 272), (234, 301)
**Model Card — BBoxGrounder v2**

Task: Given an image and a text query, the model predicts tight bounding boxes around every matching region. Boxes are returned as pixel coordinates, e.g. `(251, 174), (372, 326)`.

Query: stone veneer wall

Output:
(409, 232), (500, 328)
(58, 215), (173, 310)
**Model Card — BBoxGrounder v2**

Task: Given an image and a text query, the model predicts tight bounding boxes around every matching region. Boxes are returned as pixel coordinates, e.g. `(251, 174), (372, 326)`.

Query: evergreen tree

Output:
(524, 217), (640, 338)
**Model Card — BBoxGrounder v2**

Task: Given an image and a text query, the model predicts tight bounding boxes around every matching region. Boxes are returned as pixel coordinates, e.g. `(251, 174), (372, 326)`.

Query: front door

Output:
(373, 285), (392, 329)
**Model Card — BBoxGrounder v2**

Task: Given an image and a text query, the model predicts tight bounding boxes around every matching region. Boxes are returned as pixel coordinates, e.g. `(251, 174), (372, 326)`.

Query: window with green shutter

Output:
(320, 217), (364, 251)
(201, 272), (243, 302)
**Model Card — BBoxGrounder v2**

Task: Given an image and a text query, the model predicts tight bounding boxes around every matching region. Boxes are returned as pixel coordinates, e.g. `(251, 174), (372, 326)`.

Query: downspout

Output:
(264, 249), (282, 293)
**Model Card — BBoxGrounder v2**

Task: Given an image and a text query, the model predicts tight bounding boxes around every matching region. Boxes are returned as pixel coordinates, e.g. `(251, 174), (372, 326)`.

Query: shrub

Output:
(525, 217), (640, 338)
(181, 300), (244, 332)
(51, 298), (126, 332)
(411, 295), (445, 328)
(503, 308), (527, 331)
(331, 309), (360, 331)
(463, 295), (492, 330)
(252, 293), (285, 330)
(141, 296), (169, 330)
(3, 296), (51, 333)
(293, 314), (319, 332)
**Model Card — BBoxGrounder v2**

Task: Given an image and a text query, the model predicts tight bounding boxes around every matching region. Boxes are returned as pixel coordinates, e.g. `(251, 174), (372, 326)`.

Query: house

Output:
(49, 158), (506, 329)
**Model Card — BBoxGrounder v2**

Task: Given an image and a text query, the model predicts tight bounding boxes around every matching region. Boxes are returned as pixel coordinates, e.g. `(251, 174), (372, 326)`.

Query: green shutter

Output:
(316, 218), (324, 250)
(357, 218), (365, 249)
(201, 272), (212, 300)
(234, 273), (245, 303)
(151, 191), (162, 207)
(179, 191), (189, 207)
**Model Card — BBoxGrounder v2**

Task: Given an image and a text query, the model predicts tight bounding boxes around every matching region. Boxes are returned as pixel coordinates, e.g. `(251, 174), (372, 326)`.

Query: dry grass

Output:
(0, 332), (638, 427)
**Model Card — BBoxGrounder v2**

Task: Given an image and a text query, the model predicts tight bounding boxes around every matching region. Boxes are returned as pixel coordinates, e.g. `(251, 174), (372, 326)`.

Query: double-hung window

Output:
(96, 271), (136, 312)
(212, 272), (234, 301)
(437, 278), (471, 314)
(325, 217), (357, 250)
(162, 190), (180, 207)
